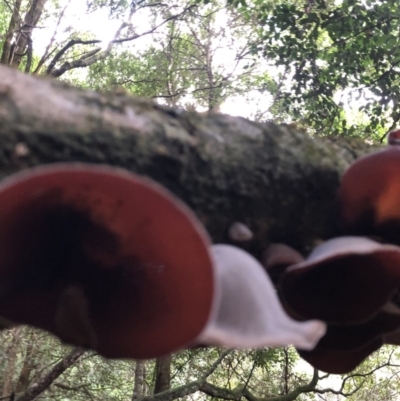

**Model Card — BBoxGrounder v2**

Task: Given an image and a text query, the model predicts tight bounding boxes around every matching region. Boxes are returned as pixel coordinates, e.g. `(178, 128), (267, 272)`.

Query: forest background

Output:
(1, 0), (400, 400)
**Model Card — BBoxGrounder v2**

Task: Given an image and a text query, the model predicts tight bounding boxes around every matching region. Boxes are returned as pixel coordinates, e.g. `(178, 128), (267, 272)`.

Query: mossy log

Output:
(0, 65), (378, 257)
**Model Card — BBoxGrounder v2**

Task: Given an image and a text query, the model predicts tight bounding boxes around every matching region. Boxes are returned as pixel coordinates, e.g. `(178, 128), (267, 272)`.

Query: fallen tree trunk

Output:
(0, 65), (377, 256)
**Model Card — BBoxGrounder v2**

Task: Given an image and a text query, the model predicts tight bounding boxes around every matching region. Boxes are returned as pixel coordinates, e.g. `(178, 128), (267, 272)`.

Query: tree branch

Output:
(0, 0), (22, 64)
(315, 352), (400, 397)
(0, 65), (377, 255)
(53, 382), (89, 391)
(46, 39), (101, 75)
(15, 348), (85, 401)
(113, 5), (197, 45)
(11, 0), (49, 68)
(138, 350), (231, 401)
(47, 4), (197, 78)
(200, 369), (319, 401)
(34, 0), (72, 74)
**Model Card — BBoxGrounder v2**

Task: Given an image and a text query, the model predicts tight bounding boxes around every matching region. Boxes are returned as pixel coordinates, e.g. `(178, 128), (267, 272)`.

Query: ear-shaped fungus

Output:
(315, 308), (400, 352)
(339, 142), (400, 243)
(388, 129), (400, 145)
(278, 237), (400, 373)
(296, 306), (400, 374)
(298, 339), (382, 374)
(280, 237), (400, 324)
(195, 245), (326, 350)
(0, 163), (214, 359)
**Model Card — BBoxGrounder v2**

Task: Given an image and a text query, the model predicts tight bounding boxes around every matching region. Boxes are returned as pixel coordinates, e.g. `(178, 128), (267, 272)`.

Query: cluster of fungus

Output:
(1, 130), (398, 373)
(0, 163), (324, 360)
(265, 129), (400, 373)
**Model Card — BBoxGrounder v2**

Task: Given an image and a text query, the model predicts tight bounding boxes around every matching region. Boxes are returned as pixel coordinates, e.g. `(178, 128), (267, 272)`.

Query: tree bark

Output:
(15, 330), (36, 393)
(0, 0), (23, 65)
(11, 0), (49, 68)
(132, 360), (146, 400)
(199, 370), (319, 401)
(15, 348), (85, 401)
(2, 327), (23, 397)
(139, 369), (319, 401)
(0, 65), (378, 256)
(140, 350), (230, 401)
(154, 356), (172, 394)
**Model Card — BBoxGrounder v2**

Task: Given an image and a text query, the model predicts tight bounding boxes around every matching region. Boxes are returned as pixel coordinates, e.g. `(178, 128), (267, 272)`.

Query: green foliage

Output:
(83, 0), (268, 112)
(86, 0), (130, 18)
(85, 34), (197, 99)
(250, 0), (400, 139)
(0, 327), (137, 401)
(1, 327), (400, 401)
(0, 2), (11, 48)
(0, 327), (309, 401)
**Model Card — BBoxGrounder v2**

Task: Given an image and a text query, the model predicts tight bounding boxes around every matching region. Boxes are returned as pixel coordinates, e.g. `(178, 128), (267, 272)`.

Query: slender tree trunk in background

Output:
(15, 347), (85, 401)
(154, 355), (172, 394)
(15, 330), (36, 393)
(11, 0), (49, 68)
(282, 347), (289, 395)
(2, 327), (23, 397)
(0, 0), (22, 65)
(132, 360), (146, 400)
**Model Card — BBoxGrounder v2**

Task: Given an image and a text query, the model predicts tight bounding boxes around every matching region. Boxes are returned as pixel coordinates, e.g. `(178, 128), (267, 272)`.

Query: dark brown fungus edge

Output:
(316, 309), (400, 352)
(298, 339), (382, 374)
(339, 143), (400, 244)
(0, 163), (214, 360)
(280, 237), (400, 324)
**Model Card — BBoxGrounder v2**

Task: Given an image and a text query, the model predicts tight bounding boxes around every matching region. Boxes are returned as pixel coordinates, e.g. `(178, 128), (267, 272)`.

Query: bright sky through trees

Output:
(30, 0), (380, 128)
(32, 0), (273, 119)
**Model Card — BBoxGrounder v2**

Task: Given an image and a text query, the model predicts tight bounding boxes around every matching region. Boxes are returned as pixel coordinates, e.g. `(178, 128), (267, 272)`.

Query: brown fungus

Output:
(280, 237), (400, 324)
(277, 237), (400, 373)
(340, 141), (400, 243)
(298, 339), (382, 374)
(0, 163), (214, 359)
(388, 128), (400, 145)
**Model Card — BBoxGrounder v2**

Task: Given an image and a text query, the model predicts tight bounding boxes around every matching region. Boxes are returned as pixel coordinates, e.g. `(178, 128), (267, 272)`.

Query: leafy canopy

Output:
(224, 0), (400, 140)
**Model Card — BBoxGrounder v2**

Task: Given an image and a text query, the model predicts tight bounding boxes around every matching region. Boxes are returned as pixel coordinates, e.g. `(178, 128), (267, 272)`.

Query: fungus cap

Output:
(0, 163), (214, 359)
(340, 146), (400, 242)
(280, 237), (400, 323)
(297, 310), (400, 374)
(298, 339), (382, 374)
(228, 222), (253, 242)
(196, 245), (326, 350)
(315, 309), (400, 352)
(388, 129), (400, 145)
